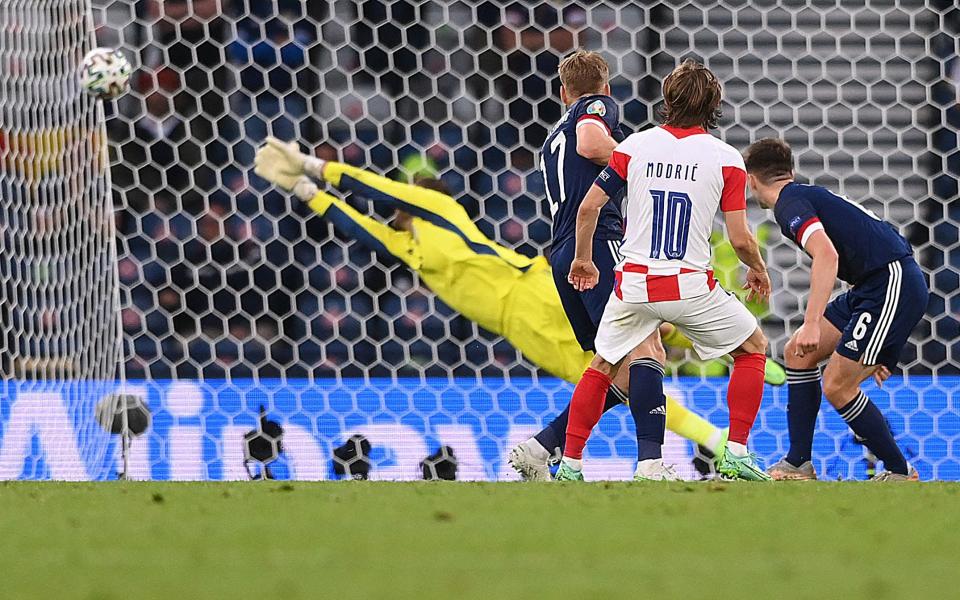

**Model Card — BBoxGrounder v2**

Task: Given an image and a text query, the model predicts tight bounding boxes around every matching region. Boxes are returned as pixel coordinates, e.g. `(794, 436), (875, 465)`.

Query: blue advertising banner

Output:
(1, 377), (957, 481)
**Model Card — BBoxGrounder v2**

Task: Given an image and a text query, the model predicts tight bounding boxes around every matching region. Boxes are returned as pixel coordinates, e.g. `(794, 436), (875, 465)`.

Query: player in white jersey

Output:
(556, 59), (773, 482)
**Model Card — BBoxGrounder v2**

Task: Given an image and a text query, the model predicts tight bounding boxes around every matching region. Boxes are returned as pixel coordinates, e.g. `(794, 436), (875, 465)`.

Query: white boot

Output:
(634, 458), (681, 481)
(508, 438), (552, 481)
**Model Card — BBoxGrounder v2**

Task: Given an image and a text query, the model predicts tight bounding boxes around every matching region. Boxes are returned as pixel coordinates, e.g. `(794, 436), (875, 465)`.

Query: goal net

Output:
(1, 0), (957, 480)
(0, 0), (122, 479)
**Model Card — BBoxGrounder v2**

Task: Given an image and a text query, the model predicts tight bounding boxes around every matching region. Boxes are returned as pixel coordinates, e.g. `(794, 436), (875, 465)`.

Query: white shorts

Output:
(594, 285), (759, 364)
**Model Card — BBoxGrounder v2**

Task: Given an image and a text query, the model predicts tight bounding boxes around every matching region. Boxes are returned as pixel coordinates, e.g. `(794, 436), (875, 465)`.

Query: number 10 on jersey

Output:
(650, 190), (692, 260)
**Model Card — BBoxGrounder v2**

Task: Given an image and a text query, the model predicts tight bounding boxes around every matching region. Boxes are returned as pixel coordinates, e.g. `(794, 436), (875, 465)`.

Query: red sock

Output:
(727, 353), (767, 444)
(563, 368), (612, 459)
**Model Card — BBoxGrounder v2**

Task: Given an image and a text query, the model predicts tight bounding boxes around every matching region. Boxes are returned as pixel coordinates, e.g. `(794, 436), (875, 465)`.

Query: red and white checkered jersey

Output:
(594, 125), (747, 302)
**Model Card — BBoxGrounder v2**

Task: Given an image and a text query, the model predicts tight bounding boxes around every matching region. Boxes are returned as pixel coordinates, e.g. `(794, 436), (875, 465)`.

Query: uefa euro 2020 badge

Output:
(587, 99), (606, 117)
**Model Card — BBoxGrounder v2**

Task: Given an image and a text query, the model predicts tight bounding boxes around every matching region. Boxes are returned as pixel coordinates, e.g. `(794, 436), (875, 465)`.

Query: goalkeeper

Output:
(254, 138), (731, 476)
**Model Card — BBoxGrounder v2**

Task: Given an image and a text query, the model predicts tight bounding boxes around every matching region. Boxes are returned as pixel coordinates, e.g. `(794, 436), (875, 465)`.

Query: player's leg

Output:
(514, 368), (723, 480)
(662, 322), (786, 385)
(821, 258), (929, 480)
(629, 333), (670, 465)
(667, 286), (771, 480)
(512, 382), (625, 481)
(558, 238), (634, 477)
(766, 313), (842, 480)
(557, 295), (660, 481)
(554, 353), (623, 481)
(626, 330), (682, 481)
(506, 241), (624, 479)
(726, 328), (768, 448)
(553, 239), (666, 478)
(821, 354), (913, 478)
(510, 243), (619, 479)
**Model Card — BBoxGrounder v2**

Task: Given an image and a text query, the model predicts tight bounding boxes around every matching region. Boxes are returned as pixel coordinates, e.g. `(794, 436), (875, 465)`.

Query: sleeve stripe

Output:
(609, 150), (631, 179)
(576, 114), (611, 134)
(720, 166), (747, 212)
(575, 118), (609, 133)
(798, 219), (824, 247)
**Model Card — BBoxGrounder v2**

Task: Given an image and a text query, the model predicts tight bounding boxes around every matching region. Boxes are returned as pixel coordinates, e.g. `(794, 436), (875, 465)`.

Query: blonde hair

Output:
(558, 50), (609, 99)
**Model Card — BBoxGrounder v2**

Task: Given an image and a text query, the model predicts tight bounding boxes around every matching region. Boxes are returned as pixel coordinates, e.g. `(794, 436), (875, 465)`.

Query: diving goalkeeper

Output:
(254, 138), (729, 477)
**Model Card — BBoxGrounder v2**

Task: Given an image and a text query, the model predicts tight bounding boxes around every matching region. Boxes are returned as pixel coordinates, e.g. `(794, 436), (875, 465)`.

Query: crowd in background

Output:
(97, 0), (959, 379)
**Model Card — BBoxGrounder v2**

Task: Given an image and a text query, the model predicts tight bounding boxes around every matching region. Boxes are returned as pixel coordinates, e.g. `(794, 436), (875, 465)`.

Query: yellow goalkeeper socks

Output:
(661, 324), (694, 350)
(665, 395), (721, 451)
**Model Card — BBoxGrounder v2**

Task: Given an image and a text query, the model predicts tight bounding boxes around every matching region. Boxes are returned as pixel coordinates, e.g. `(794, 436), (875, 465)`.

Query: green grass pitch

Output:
(2, 481), (959, 599)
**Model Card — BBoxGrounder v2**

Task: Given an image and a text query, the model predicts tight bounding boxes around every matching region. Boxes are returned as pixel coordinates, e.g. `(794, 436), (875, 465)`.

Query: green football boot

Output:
(554, 461), (584, 482)
(764, 359), (787, 386)
(716, 447), (772, 481)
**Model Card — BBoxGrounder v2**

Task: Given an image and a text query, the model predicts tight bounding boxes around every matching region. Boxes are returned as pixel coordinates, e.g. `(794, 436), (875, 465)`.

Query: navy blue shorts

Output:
(551, 237), (622, 352)
(825, 256), (928, 370)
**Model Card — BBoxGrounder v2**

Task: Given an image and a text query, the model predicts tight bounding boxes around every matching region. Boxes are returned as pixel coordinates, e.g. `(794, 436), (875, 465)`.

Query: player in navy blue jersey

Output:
(511, 51), (726, 481)
(512, 51), (662, 479)
(538, 51), (625, 353)
(744, 138), (929, 481)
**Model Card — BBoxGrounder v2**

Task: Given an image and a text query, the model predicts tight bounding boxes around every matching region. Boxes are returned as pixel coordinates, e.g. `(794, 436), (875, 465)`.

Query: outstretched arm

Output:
(316, 192), (420, 269)
(255, 151), (420, 268)
(254, 137), (464, 225)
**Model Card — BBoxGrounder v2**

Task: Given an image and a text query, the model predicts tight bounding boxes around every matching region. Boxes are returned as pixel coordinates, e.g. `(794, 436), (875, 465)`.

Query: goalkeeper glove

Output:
(253, 136), (326, 191)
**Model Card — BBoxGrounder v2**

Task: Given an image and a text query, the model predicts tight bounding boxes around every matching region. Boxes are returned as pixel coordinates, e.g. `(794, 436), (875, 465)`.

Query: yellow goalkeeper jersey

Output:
(306, 162), (722, 451)
(314, 163), (592, 383)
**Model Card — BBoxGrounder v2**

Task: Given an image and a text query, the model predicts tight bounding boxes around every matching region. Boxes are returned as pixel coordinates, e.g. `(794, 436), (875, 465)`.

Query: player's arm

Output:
(255, 147), (419, 267)
(721, 162), (770, 301)
(255, 137), (466, 226)
(575, 120), (617, 166)
(568, 146), (629, 291)
(724, 209), (769, 299)
(568, 184), (608, 291)
(575, 98), (619, 166)
(793, 228), (838, 357)
(317, 192), (419, 268)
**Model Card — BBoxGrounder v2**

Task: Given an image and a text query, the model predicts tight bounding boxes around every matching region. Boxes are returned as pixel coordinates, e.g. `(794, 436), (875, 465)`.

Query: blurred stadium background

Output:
(0, 0), (958, 481)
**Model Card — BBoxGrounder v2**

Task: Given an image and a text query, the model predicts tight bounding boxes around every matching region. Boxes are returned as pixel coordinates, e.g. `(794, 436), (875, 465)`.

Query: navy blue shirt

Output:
(774, 182), (912, 285)
(539, 94), (624, 246)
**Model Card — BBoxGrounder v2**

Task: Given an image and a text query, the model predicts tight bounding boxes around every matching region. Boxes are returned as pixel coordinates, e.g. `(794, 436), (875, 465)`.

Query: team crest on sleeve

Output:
(586, 100), (606, 117)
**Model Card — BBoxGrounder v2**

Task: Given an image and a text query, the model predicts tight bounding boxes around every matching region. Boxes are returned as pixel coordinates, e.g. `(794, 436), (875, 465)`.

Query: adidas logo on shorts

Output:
(845, 340), (859, 351)
(649, 405), (667, 416)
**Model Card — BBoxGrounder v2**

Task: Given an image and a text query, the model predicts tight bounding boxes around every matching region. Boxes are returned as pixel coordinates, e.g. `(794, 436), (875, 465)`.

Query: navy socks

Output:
(785, 367), (821, 466)
(629, 358), (666, 461)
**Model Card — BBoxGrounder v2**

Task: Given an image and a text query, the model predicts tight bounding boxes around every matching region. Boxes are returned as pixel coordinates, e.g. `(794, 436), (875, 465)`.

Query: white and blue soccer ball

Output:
(80, 47), (132, 99)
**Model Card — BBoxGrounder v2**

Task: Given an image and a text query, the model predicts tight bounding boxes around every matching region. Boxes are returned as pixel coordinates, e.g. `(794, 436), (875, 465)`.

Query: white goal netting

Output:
(1, 0), (958, 480)
(88, 0), (956, 381)
(0, 0), (121, 479)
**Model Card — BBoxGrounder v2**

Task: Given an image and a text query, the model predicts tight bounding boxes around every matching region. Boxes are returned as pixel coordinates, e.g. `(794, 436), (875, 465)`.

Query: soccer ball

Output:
(80, 47), (131, 99)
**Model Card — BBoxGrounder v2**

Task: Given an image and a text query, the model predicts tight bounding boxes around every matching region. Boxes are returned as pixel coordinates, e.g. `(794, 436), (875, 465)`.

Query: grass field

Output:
(2, 481), (959, 599)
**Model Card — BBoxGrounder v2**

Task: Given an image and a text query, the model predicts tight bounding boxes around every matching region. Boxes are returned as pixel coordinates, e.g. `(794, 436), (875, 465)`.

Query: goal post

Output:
(0, 0), (122, 479)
